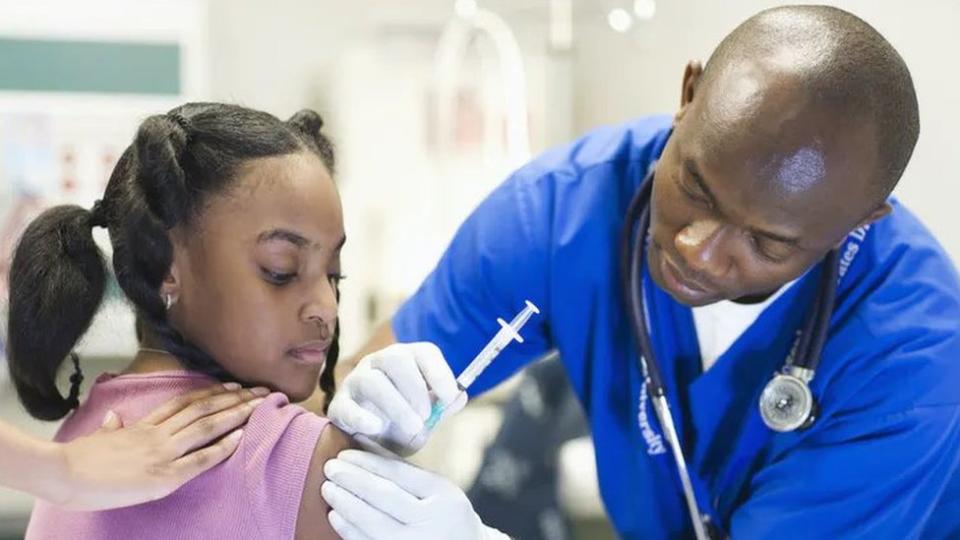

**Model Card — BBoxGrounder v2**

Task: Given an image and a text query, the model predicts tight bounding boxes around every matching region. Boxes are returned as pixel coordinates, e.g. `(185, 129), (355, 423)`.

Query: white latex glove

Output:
(321, 449), (511, 540)
(328, 342), (467, 456)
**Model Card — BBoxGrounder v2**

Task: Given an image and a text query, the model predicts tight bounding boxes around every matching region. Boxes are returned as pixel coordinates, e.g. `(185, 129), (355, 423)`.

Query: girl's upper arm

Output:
(296, 423), (354, 539)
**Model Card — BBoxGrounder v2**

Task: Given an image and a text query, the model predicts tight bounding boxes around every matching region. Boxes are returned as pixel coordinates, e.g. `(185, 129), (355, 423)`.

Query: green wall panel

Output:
(0, 37), (180, 95)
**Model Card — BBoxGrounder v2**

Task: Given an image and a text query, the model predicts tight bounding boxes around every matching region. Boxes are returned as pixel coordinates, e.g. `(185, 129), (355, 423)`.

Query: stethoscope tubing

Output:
(619, 169), (839, 538)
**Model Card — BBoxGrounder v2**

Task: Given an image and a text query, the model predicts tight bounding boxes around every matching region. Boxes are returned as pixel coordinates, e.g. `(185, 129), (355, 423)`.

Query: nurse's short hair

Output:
(6, 103), (341, 420)
(701, 5), (919, 203)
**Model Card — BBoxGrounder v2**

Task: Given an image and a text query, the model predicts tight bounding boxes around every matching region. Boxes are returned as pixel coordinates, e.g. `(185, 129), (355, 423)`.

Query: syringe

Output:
(423, 300), (540, 430)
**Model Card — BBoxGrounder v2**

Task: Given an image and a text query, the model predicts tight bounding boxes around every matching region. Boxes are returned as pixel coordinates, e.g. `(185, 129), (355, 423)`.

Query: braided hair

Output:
(6, 103), (340, 420)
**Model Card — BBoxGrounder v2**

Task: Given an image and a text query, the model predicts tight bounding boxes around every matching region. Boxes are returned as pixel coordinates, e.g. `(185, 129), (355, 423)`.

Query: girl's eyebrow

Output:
(257, 229), (347, 251)
(257, 228), (308, 248)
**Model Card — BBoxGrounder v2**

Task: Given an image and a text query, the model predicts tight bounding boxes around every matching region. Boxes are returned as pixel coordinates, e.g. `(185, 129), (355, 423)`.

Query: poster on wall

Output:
(0, 112), (134, 297)
(0, 111), (139, 367)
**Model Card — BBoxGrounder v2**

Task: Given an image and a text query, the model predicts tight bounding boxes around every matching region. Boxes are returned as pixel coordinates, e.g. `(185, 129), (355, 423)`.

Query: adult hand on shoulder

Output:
(51, 383), (268, 510)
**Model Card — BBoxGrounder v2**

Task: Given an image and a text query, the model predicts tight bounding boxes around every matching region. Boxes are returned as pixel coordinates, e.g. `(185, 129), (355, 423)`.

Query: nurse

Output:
(322, 5), (960, 539)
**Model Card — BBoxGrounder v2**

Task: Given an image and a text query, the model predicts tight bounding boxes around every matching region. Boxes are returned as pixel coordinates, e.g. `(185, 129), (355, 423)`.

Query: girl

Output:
(7, 102), (350, 539)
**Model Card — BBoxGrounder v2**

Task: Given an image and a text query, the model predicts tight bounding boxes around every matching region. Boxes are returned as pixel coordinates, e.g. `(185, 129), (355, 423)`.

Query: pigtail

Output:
(6, 206), (107, 420)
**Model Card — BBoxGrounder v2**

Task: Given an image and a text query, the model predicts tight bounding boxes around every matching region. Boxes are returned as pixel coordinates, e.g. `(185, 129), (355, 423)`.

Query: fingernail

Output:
(227, 429), (244, 441)
(252, 387), (270, 396)
(222, 382), (242, 391)
(248, 397), (265, 408)
(101, 410), (118, 427)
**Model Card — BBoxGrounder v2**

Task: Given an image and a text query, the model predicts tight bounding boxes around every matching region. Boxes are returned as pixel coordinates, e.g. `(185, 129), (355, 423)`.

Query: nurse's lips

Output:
(660, 252), (716, 299)
(288, 340), (331, 366)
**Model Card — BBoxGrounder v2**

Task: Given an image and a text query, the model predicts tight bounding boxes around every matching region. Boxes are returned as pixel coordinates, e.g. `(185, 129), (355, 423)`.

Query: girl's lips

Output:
(289, 341), (330, 366)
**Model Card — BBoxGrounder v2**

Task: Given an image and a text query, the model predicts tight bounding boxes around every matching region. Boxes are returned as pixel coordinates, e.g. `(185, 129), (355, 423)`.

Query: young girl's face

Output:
(167, 151), (344, 401)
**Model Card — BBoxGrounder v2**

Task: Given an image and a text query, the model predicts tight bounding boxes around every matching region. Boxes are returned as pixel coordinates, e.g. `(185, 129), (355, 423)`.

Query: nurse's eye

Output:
(261, 267), (297, 285)
(749, 235), (792, 263)
(679, 173), (712, 209)
(328, 273), (346, 287)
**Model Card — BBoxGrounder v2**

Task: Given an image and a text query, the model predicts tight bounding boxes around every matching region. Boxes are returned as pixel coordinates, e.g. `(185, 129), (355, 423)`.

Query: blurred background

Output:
(0, 1), (957, 538)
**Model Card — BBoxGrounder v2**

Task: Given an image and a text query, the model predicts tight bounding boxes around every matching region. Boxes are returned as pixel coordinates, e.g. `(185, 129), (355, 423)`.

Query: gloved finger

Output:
(328, 510), (374, 540)
(353, 434), (403, 458)
(328, 394), (386, 436)
(321, 480), (402, 537)
(336, 449), (446, 499)
(324, 458), (424, 524)
(408, 342), (460, 405)
(439, 392), (469, 422)
(369, 350), (431, 419)
(351, 369), (425, 436)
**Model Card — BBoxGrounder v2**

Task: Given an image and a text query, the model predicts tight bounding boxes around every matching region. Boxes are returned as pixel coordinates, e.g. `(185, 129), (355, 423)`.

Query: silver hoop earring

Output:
(164, 294), (174, 311)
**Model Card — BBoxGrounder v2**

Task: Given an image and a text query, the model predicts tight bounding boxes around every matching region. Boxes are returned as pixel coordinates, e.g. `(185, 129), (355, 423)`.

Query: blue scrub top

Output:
(392, 115), (960, 539)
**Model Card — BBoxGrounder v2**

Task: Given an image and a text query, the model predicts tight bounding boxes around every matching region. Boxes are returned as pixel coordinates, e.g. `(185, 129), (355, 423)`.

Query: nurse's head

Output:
(6, 103), (344, 420)
(650, 5), (919, 306)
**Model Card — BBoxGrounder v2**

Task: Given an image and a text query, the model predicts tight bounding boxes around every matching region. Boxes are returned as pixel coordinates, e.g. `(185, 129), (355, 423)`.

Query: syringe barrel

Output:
(455, 300), (540, 390)
(457, 335), (509, 388)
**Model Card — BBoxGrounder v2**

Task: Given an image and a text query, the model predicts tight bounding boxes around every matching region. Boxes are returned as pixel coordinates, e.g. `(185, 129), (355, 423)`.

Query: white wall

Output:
(572, 0), (960, 262)
(199, 0), (960, 270)
(201, 1), (960, 350)
(199, 0), (556, 352)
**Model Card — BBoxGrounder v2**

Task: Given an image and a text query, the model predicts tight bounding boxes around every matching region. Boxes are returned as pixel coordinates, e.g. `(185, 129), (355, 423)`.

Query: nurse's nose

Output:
(674, 218), (734, 282)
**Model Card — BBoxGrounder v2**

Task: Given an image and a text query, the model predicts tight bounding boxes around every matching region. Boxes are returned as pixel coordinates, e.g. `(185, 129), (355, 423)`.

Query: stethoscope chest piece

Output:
(759, 367), (817, 432)
(620, 168), (838, 537)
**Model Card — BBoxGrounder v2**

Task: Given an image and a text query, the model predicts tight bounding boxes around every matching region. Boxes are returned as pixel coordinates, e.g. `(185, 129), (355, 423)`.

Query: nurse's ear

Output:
(861, 202), (893, 226)
(674, 61), (704, 125)
(834, 202), (893, 248)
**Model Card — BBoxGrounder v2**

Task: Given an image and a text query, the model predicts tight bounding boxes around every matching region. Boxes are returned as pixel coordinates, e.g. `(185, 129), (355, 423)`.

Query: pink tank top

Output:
(26, 370), (330, 540)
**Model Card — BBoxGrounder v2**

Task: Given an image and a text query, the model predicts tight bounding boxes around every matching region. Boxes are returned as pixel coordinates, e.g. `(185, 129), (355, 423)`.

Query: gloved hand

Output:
(321, 449), (510, 540)
(327, 342), (467, 456)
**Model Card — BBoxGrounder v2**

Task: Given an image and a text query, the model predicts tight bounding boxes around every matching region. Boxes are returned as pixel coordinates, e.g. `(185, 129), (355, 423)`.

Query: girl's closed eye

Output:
(261, 267), (297, 285)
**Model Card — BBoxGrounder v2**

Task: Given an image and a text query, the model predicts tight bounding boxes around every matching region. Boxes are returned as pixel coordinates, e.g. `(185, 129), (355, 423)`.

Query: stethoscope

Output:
(620, 168), (839, 539)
